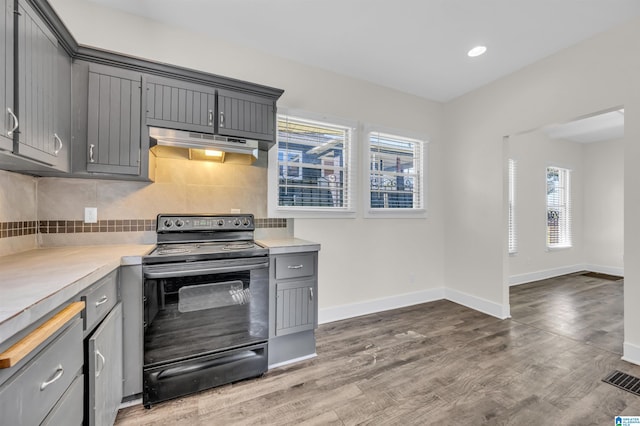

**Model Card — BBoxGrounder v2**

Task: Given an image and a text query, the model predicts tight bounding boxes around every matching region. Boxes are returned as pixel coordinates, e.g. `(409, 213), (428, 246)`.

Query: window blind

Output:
(368, 131), (423, 210)
(508, 159), (517, 254)
(546, 166), (572, 248)
(276, 115), (353, 210)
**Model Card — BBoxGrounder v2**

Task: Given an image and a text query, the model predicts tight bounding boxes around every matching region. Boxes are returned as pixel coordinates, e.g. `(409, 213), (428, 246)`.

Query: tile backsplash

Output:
(0, 154), (289, 255)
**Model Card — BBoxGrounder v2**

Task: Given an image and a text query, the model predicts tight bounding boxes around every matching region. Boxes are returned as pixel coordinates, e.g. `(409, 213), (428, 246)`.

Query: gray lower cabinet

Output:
(87, 303), (123, 426)
(0, 0), (13, 153)
(42, 373), (84, 426)
(145, 75), (216, 134)
(0, 318), (83, 425)
(217, 89), (275, 142)
(269, 251), (318, 366)
(120, 264), (143, 399)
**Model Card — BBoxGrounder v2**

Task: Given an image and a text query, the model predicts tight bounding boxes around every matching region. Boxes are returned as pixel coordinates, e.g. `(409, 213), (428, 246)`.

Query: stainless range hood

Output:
(149, 127), (259, 161)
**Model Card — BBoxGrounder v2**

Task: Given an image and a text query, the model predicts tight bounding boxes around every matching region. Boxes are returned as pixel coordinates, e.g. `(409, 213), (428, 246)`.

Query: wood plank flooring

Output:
(116, 272), (639, 425)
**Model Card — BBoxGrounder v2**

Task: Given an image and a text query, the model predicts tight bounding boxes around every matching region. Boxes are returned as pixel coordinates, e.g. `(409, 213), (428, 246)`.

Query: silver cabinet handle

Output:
(96, 350), (105, 377)
(40, 365), (64, 390)
(89, 144), (95, 163)
(7, 108), (18, 137)
(287, 265), (304, 270)
(309, 287), (314, 302)
(219, 111), (225, 127)
(95, 296), (108, 307)
(208, 110), (214, 126)
(53, 133), (63, 155)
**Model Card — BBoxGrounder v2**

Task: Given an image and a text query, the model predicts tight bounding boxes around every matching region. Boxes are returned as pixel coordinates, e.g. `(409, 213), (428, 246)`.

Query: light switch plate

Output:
(84, 207), (98, 223)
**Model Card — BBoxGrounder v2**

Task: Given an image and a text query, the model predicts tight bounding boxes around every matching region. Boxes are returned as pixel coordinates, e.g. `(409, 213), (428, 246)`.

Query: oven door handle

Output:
(143, 261), (269, 279)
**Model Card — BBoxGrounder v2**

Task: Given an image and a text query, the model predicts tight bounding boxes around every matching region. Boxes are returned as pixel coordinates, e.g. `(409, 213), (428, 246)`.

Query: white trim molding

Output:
(509, 264), (586, 286)
(444, 288), (511, 319)
(318, 288), (445, 324)
(585, 264), (624, 277)
(622, 342), (640, 366)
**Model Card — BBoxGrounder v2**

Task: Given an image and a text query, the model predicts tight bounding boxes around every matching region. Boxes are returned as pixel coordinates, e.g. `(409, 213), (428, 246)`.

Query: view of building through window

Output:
(369, 132), (423, 210)
(277, 116), (351, 209)
(546, 166), (572, 248)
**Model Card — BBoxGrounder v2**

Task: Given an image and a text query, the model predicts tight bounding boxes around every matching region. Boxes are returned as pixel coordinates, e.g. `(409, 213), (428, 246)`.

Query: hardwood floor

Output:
(116, 273), (640, 425)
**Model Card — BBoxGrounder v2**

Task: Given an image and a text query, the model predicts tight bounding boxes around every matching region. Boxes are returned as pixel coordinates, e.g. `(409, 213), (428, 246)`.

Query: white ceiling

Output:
(88, 0), (640, 102)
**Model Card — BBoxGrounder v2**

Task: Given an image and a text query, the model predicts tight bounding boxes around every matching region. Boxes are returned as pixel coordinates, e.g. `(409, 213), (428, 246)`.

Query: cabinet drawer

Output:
(275, 254), (315, 280)
(83, 270), (118, 332)
(41, 373), (84, 426)
(0, 319), (83, 426)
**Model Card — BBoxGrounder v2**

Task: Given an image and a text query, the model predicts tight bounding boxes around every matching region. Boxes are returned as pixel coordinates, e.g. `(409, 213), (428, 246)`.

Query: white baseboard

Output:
(509, 264), (586, 286)
(318, 288), (445, 325)
(444, 288), (510, 319)
(584, 264), (624, 277)
(509, 263), (624, 286)
(622, 342), (640, 366)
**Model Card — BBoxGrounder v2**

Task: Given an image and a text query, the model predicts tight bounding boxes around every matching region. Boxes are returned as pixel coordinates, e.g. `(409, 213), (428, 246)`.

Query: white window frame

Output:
(268, 109), (357, 218)
(508, 159), (517, 254)
(546, 166), (572, 249)
(363, 127), (427, 218)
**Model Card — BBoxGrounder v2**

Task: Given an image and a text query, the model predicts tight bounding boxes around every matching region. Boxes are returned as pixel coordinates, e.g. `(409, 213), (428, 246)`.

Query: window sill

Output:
(364, 208), (427, 219)
(546, 245), (573, 252)
(270, 208), (357, 219)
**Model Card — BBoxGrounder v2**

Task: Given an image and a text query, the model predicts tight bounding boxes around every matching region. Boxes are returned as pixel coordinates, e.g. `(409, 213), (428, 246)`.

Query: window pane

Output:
(277, 116), (351, 209)
(369, 132), (423, 209)
(546, 166), (571, 248)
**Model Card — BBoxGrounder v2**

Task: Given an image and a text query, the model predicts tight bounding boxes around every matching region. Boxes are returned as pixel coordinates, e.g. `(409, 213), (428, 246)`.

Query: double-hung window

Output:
(366, 131), (425, 216)
(508, 159), (517, 254)
(546, 166), (572, 248)
(274, 114), (354, 213)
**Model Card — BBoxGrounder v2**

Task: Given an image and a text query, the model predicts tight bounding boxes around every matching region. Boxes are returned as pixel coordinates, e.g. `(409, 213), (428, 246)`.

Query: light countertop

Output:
(257, 238), (321, 255)
(0, 245), (154, 344)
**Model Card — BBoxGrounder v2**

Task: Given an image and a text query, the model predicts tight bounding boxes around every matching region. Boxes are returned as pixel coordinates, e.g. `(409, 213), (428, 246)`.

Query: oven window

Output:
(144, 268), (269, 366)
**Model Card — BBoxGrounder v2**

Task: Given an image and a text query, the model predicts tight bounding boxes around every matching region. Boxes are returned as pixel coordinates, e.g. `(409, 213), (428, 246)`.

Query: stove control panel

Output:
(157, 214), (255, 232)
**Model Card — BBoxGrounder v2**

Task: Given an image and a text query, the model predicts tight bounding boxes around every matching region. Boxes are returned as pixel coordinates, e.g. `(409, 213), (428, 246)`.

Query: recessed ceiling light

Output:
(468, 46), (487, 57)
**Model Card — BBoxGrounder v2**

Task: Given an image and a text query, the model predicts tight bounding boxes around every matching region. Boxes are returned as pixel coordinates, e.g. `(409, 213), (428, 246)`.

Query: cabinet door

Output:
(14, 0), (61, 166)
(146, 76), (216, 134)
(0, 0), (13, 152)
(217, 89), (274, 141)
(87, 63), (143, 175)
(88, 303), (123, 426)
(275, 279), (317, 336)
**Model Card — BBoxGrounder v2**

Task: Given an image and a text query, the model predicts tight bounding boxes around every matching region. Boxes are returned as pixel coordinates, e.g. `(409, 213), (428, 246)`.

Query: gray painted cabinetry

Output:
(217, 89), (275, 141)
(269, 251), (319, 366)
(0, 0), (13, 153)
(146, 75), (216, 134)
(86, 63), (144, 176)
(0, 0), (71, 172)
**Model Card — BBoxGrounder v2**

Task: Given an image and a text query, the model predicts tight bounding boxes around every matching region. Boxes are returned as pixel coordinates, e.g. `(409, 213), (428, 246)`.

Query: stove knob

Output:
(242, 218), (251, 226)
(233, 219), (241, 226)
(163, 219), (173, 228)
(175, 219), (185, 228)
(217, 219), (224, 227)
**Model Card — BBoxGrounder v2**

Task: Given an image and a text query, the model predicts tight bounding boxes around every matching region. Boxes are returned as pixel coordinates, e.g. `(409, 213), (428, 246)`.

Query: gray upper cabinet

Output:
(0, 0), (13, 152)
(86, 63), (144, 176)
(13, 0), (67, 169)
(145, 75), (216, 134)
(217, 89), (275, 141)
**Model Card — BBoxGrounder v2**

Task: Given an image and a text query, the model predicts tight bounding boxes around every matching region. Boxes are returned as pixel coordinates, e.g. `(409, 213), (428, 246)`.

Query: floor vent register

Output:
(603, 370), (640, 396)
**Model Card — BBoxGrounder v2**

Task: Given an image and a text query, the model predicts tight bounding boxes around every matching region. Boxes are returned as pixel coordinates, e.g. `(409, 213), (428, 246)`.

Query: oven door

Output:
(143, 256), (269, 367)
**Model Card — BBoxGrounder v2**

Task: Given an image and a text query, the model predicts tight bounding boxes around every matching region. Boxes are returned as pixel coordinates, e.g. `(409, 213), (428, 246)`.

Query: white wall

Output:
(444, 18), (640, 362)
(584, 138), (624, 274)
(508, 132), (584, 283)
(49, 0), (446, 321)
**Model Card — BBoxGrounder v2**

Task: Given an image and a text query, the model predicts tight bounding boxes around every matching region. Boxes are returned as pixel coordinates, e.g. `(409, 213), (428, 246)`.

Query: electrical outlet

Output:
(230, 209), (241, 213)
(84, 207), (98, 223)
